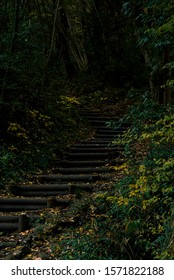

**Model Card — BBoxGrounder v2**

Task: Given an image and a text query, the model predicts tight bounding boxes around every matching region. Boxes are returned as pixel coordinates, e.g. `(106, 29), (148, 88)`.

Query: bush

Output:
(57, 93), (174, 260)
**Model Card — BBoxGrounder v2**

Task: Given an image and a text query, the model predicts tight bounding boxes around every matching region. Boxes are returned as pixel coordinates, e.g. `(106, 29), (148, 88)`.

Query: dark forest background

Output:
(0, 0), (174, 259)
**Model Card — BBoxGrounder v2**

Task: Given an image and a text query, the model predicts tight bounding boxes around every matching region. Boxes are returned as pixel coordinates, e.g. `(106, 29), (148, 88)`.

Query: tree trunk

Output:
(162, 47), (173, 104)
(60, 2), (76, 78)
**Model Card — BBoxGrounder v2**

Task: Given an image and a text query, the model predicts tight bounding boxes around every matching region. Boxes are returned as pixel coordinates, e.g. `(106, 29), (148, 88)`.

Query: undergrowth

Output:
(56, 90), (174, 260)
(0, 93), (91, 188)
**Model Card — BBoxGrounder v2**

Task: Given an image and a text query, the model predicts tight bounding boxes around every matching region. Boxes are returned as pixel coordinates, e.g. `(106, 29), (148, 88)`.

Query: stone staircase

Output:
(0, 107), (128, 258)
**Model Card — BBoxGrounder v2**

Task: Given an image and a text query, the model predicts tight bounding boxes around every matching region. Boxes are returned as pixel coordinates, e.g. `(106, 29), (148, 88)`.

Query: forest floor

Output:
(0, 103), (126, 260)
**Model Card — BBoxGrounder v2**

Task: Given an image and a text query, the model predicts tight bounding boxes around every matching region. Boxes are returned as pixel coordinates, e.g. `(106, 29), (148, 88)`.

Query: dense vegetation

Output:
(0, 0), (174, 259)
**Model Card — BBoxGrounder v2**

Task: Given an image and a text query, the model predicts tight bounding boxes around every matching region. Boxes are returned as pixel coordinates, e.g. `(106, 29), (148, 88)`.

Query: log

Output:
(0, 198), (47, 205)
(17, 190), (69, 196)
(94, 135), (120, 138)
(0, 205), (46, 211)
(0, 242), (17, 248)
(66, 152), (110, 160)
(18, 214), (29, 232)
(0, 216), (18, 222)
(69, 147), (119, 153)
(73, 143), (124, 149)
(84, 116), (119, 121)
(0, 198), (71, 211)
(53, 199), (71, 206)
(81, 140), (115, 144)
(47, 198), (57, 208)
(10, 184), (71, 196)
(36, 174), (111, 182)
(70, 185), (93, 194)
(73, 143), (111, 148)
(61, 160), (107, 167)
(57, 167), (111, 174)
(0, 223), (18, 230)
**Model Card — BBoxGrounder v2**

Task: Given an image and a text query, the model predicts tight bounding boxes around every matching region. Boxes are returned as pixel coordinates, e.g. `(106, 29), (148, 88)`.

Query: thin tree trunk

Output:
(163, 47), (172, 104)
(46, 0), (60, 68)
(59, 1), (76, 78)
(141, 48), (158, 99)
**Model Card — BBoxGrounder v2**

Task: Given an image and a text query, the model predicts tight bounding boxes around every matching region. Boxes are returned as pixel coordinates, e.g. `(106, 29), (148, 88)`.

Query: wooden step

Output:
(83, 115), (119, 120)
(61, 160), (108, 167)
(10, 183), (93, 196)
(10, 184), (70, 192)
(94, 130), (117, 135)
(66, 152), (113, 160)
(0, 198), (70, 211)
(57, 167), (112, 174)
(0, 223), (19, 231)
(10, 184), (70, 196)
(94, 135), (118, 139)
(79, 112), (101, 117)
(95, 129), (126, 134)
(35, 174), (111, 183)
(73, 143), (111, 148)
(0, 214), (29, 232)
(89, 120), (112, 126)
(89, 139), (116, 143)
(73, 143), (124, 148)
(69, 147), (120, 153)
(81, 140), (115, 144)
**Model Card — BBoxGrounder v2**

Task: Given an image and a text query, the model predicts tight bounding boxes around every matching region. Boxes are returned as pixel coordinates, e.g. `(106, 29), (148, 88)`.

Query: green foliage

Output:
(0, 0), (174, 260)
(122, 0), (174, 101)
(80, 86), (128, 115)
(0, 147), (18, 188)
(0, 84), (92, 187)
(57, 94), (174, 260)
